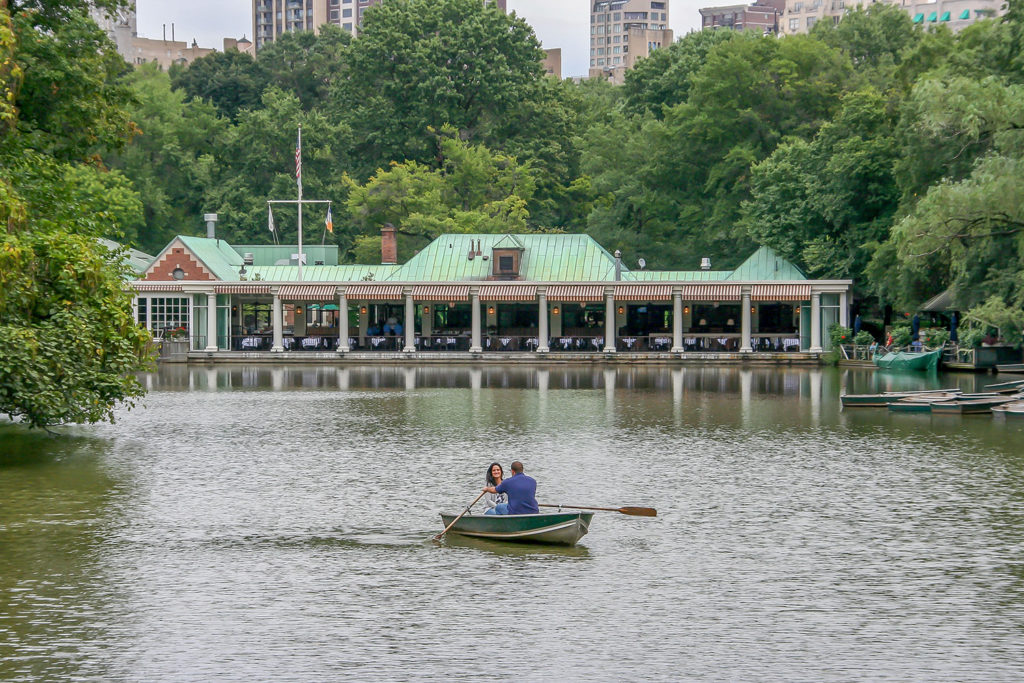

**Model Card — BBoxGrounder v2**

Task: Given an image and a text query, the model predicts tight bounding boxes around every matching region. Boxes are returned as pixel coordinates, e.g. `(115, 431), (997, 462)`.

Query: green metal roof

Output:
(176, 236), (244, 281)
(98, 237), (154, 274)
(386, 233), (634, 282)
(726, 246), (806, 281)
(233, 244), (339, 266)
(246, 264), (400, 282)
(492, 234), (525, 250)
(631, 270), (731, 281)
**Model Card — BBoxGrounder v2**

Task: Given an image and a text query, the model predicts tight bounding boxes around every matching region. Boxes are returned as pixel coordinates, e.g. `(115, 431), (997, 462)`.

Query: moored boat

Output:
(873, 349), (941, 371)
(887, 393), (960, 412)
(841, 388), (962, 408)
(983, 378), (1024, 394)
(991, 401), (1024, 418)
(438, 511), (594, 546)
(930, 395), (1018, 415)
(995, 364), (1024, 374)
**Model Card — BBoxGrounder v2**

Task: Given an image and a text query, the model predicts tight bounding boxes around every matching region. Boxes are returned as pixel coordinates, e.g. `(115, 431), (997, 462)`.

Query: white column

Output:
(537, 290), (549, 353)
(839, 290), (849, 328)
(205, 291), (218, 352)
(403, 292), (415, 353)
(810, 291), (823, 353)
(337, 291), (350, 353)
(271, 291), (283, 352)
(603, 289), (616, 353)
(469, 289), (482, 353)
(671, 289), (683, 353)
(740, 287), (752, 353)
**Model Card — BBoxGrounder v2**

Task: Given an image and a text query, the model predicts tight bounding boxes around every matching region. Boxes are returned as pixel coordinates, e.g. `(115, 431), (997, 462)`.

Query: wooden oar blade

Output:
(619, 506), (657, 517)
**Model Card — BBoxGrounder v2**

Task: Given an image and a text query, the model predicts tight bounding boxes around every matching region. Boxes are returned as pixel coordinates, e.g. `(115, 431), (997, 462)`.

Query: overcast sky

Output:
(135, 0), (705, 78)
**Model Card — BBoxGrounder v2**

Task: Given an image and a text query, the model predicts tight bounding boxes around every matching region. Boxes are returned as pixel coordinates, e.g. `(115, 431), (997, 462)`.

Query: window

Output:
(343, 22), (352, 30)
(613, 12), (621, 20)
(613, 56), (621, 63)
(597, 48), (604, 55)
(343, 8), (351, 16)
(613, 46), (620, 54)
(597, 58), (605, 65)
(330, 9), (338, 19)
(145, 296), (190, 336)
(613, 35), (620, 42)
(499, 256), (514, 272)
(806, 16), (816, 27)
(789, 18), (799, 30)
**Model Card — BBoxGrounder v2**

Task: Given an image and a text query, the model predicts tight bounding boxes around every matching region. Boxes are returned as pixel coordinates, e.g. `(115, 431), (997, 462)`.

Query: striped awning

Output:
(546, 285), (605, 302)
(343, 284), (404, 301)
(277, 284), (337, 300)
(214, 284), (272, 294)
(680, 284), (741, 301)
(411, 285), (470, 302)
(751, 284), (811, 301)
(479, 284), (538, 302)
(130, 282), (183, 292)
(613, 284), (672, 301)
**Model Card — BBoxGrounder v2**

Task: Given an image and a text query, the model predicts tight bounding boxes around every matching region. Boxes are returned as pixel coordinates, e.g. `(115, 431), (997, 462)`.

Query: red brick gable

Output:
(144, 244), (215, 281)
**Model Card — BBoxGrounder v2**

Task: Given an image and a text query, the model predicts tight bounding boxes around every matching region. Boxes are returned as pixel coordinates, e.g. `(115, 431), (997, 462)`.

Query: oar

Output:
(433, 491), (486, 541)
(539, 503), (657, 517)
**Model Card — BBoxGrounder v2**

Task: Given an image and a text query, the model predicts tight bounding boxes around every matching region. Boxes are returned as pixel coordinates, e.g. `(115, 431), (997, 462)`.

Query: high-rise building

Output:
(589, 1), (674, 84)
(778, 0), (1005, 35)
(254, 0), (506, 51)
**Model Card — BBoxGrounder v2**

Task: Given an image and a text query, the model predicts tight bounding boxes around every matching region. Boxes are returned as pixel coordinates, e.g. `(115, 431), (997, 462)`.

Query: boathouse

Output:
(129, 230), (851, 361)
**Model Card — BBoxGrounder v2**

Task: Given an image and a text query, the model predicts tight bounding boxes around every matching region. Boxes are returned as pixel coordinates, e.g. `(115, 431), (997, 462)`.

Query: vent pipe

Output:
(614, 249), (622, 281)
(204, 213), (218, 239)
(700, 257), (711, 270)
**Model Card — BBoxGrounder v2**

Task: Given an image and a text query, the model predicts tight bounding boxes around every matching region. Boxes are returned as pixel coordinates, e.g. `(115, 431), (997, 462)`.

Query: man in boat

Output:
(482, 461), (539, 515)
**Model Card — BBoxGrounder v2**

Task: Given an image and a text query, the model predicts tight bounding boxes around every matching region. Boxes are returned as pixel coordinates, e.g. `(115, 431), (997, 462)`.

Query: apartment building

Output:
(254, 0), (506, 51)
(589, 0), (674, 84)
(779, 0), (1005, 35)
(699, 0), (785, 33)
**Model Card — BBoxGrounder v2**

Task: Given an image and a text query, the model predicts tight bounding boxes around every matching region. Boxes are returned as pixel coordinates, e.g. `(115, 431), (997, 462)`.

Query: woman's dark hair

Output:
(486, 462), (503, 486)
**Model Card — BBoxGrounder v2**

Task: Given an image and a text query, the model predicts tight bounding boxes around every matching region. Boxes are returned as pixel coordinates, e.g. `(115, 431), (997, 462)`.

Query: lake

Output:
(2, 364), (1023, 681)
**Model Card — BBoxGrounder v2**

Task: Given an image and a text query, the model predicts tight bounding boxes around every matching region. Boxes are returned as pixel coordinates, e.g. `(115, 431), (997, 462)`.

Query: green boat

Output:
(992, 401), (1024, 418)
(873, 349), (941, 371)
(438, 511), (594, 546)
(983, 379), (1024, 394)
(930, 395), (1018, 415)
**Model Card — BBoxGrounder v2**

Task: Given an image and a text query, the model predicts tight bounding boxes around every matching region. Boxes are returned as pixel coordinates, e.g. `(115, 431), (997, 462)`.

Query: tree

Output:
(332, 0), (548, 178)
(1, 0), (153, 429)
(170, 48), (267, 121)
(255, 24), (351, 110)
(344, 128), (536, 253)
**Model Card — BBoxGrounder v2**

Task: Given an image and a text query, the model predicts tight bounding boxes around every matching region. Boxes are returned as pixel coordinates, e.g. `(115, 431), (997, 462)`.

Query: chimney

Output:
(700, 257), (712, 270)
(476, 239), (482, 257)
(614, 249), (622, 281)
(381, 224), (398, 265)
(204, 213), (218, 239)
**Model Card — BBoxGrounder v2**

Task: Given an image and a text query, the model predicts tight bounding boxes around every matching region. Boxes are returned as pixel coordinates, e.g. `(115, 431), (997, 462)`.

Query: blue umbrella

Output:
(911, 314), (920, 342)
(950, 312), (958, 343)
(853, 314), (862, 335)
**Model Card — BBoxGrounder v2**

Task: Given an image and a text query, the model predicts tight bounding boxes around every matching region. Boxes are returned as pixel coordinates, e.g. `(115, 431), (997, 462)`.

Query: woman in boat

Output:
(482, 462), (509, 515)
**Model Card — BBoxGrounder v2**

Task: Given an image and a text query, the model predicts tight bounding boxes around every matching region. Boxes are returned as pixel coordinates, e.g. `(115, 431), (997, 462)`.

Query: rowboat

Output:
(887, 393), (960, 412)
(983, 378), (1024, 394)
(873, 349), (941, 371)
(841, 388), (962, 408)
(991, 401), (1024, 418)
(930, 395), (1018, 415)
(438, 511), (593, 546)
(995, 364), (1024, 374)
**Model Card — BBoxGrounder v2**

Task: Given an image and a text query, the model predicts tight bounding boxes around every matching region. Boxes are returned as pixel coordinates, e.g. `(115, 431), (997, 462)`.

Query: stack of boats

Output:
(841, 378), (1024, 416)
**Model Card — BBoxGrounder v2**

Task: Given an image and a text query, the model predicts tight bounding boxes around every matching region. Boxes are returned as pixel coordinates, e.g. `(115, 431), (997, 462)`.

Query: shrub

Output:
(959, 328), (984, 349)
(926, 329), (950, 347)
(828, 323), (853, 348)
(890, 325), (912, 347)
(853, 330), (874, 345)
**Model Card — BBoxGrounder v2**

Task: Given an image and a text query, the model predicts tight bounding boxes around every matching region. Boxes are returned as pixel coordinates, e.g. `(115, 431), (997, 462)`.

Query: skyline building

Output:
(698, 0), (785, 34)
(589, 0), (673, 84)
(778, 0), (1006, 35)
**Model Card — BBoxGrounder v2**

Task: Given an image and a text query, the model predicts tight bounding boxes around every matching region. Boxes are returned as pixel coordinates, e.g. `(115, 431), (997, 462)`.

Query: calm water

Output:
(2, 365), (1024, 681)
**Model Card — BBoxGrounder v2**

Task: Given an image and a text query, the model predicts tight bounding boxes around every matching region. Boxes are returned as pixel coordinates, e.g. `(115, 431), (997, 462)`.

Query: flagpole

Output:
(296, 125), (304, 282)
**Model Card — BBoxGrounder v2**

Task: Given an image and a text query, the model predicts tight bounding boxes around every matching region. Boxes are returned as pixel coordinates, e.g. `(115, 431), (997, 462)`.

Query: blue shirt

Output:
(495, 474), (539, 514)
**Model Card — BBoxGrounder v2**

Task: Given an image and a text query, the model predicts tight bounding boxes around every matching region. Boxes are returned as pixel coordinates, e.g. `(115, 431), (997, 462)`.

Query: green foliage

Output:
(1, 0), (154, 429)
(958, 327), (985, 349)
(828, 323), (854, 348)
(170, 48), (266, 121)
(854, 330), (875, 345)
(890, 325), (913, 347)
(965, 295), (1024, 345)
(344, 128), (536, 244)
(925, 328), (950, 347)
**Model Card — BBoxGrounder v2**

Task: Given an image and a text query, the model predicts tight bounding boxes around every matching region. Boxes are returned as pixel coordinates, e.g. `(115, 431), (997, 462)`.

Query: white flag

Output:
(268, 205), (275, 232)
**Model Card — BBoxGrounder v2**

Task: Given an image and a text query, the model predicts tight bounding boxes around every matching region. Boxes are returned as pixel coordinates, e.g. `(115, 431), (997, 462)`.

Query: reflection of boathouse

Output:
(130, 229), (851, 361)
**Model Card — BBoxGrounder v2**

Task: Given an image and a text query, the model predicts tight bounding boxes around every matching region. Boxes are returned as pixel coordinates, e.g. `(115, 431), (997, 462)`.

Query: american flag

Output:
(295, 133), (301, 182)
